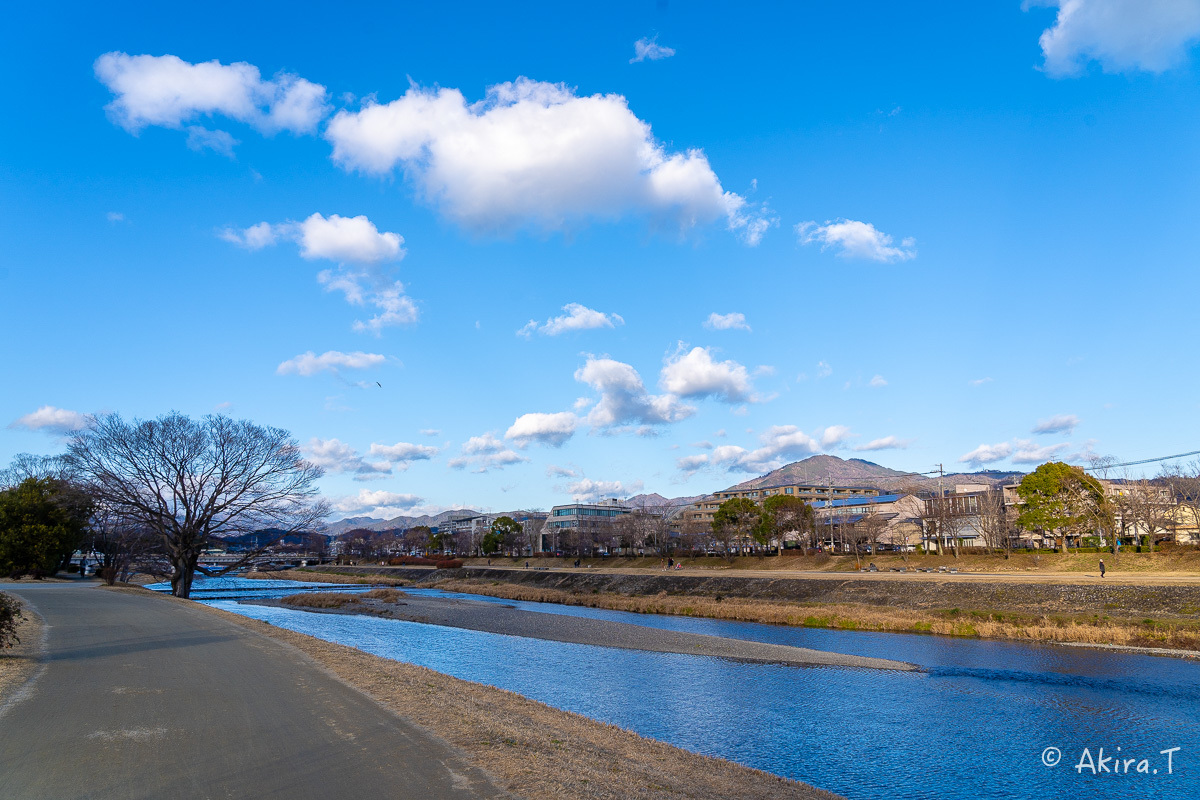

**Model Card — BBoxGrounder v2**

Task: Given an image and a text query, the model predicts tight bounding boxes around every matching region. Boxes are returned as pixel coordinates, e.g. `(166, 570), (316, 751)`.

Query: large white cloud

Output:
(659, 346), (753, 403)
(8, 406), (92, 434)
(505, 412), (580, 447)
(574, 356), (694, 429)
(332, 489), (424, 516)
(277, 350), (386, 376)
(94, 52), (328, 137)
(797, 219), (916, 262)
(304, 437), (392, 480)
(1031, 0), (1200, 76)
(678, 424), (845, 475)
(958, 442), (1014, 467)
(325, 78), (772, 242)
(518, 303), (624, 337)
(1011, 439), (1072, 464)
(222, 213), (415, 335)
(565, 478), (645, 501)
(306, 436), (435, 480)
(448, 433), (529, 472)
(367, 441), (439, 466)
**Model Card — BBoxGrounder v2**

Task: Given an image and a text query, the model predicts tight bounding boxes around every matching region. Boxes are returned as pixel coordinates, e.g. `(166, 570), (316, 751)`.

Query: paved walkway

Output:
(0, 583), (505, 800)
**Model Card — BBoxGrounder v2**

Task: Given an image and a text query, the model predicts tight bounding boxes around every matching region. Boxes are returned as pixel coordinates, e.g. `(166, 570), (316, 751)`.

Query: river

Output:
(159, 577), (1200, 799)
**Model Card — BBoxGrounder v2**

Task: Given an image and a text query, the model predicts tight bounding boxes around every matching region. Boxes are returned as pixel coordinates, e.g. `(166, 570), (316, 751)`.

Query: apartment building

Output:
(684, 483), (880, 527)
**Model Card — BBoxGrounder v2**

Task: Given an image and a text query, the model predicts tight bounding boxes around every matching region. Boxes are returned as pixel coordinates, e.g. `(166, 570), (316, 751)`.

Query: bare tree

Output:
(1123, 477), (1172, 552)
(65, 413), (327, 598)
(976, 489), (1012, 556)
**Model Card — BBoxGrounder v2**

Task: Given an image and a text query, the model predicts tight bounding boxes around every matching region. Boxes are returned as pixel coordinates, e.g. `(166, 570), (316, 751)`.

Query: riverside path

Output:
(0, 582), (506, 800)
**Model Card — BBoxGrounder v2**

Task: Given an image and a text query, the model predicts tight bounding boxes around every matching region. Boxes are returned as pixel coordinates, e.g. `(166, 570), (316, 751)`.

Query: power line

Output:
(1083, 450), (1200, 472)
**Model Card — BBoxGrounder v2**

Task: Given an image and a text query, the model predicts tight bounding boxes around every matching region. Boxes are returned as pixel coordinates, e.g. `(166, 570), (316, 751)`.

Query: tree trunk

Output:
(171, 551), (200, 598)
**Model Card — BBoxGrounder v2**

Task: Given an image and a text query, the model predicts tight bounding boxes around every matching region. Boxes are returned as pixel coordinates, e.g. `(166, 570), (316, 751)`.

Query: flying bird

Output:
(376, 382), (382, 388)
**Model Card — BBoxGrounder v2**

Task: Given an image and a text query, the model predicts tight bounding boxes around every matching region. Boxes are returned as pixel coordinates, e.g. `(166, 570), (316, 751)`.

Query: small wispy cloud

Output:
(630, 36), (676, 63)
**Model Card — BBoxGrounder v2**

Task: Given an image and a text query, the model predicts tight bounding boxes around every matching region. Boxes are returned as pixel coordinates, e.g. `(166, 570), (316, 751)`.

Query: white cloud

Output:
(94, 52), (328, 141)
(420, 428), (441, 436)
(797, 219), (916, 262)
(332, 489), (423, 516)
(367, 441), (439, 467)
(546, 464), (579, 478)
(703, 312), (751, 331)
(574, 356), (694, 429)
(659, 346), (753, 403)
(222, 213), (414, 335)
(304, 438), (392, 480)
(820, 425), (854, 448)
(448, 433), (529, 472)
(222, 213), (404, 264)
(277, 350), (386, 377)
(969, 377), (994, 387)
(1011, 439), (1071, 464)
(854, 436), (913, 451)
(869, 374), (888, 387)
(677, 424), (835, 475)
(630, 36), (676, 63)
(9, 406), (92, 434)
(958, 442), (1014, 467)
(1033, 413), (1080, 435)
(816, 361), (833, 379)
(324, 77), (772, 243)
(1031, 0), (1200, 76)
(185, 126), (238, 157)
(566, 478), (644, 501)
(505, 412), (580, 447)
(518, 303), (624, 337)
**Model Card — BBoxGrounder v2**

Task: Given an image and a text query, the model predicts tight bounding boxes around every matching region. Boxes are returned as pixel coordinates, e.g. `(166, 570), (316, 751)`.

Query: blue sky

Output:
(3, 1), (1199, 519)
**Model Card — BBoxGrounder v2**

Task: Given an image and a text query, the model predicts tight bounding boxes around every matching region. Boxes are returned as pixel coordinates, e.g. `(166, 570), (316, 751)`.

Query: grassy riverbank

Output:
(435, 578), (1200, 653)
(0, 594), (44, 709)
(200, 601), (841, 800)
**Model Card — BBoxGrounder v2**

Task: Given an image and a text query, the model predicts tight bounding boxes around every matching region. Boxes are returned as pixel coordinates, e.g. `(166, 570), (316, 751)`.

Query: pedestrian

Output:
(525, 561), (529, 569)
(1099, 559), (1106, 578)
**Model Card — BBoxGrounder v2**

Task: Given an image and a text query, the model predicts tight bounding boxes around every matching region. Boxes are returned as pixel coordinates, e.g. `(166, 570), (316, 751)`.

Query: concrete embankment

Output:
(308, 566), (1200, 619)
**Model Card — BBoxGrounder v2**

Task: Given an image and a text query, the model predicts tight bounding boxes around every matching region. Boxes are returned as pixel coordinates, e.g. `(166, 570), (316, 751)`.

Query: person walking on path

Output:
(1099, 559), (1106, 578)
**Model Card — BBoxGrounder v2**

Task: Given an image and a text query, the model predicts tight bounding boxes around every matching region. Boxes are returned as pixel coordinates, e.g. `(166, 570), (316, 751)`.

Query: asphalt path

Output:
(0, 582), (506, 800)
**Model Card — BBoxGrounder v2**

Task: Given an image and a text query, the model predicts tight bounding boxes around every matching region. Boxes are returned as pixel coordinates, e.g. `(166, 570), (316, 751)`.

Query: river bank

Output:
(197, 599), (842, 800)
(254, 590), (915, 670)
(263, 567), (1200, 653)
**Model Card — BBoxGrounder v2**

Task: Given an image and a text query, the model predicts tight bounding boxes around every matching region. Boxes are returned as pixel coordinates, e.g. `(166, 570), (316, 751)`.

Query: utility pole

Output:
(936, 463), (945, 556)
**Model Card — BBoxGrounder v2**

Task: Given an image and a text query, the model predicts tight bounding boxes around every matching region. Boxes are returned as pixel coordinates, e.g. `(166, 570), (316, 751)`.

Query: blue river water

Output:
(159, 577), (1200, 800)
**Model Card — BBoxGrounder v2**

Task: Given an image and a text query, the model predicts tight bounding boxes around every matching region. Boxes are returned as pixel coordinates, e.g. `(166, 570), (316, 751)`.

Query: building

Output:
(546, 499), (631, 554)
(684, 483), (880, 527)
(812, 493), (925, 552)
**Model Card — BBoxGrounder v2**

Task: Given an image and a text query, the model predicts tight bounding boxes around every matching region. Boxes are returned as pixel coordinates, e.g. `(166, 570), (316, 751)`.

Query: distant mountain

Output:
(323, 516), (386, 535)
(626, 492), (706, 509)
(728, 454), (1023, 492)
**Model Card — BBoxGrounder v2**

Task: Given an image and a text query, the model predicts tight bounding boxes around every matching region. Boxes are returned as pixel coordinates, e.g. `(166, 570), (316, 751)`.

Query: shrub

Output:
(363, 588), (405, 602)
(0, 592), (22, 648)
(435, 559), (464, 569)
(281, 592), (363, 609)
(387, 556), (437, 566)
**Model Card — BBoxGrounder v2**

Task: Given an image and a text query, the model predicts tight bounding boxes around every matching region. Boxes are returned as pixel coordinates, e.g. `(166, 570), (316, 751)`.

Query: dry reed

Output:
(435, 579), (1200, 652)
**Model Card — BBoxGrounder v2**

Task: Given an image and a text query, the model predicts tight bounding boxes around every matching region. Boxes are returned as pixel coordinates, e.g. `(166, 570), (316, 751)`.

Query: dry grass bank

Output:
(245, 569), (412, 586)
(466, 548), (1200, 575)
(200, 603), (840, 800)
(0, 595), (44, 710)
(435, 579), (1200, 654)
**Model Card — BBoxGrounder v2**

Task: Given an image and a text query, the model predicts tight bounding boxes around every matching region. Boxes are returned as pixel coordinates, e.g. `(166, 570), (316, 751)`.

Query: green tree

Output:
(1016, 461), (1110, 553)
(487, 516), (523, 556)
(760, 495), (816, 553)
(0, 477), (92, 576)
(711, 497), (762, 559)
